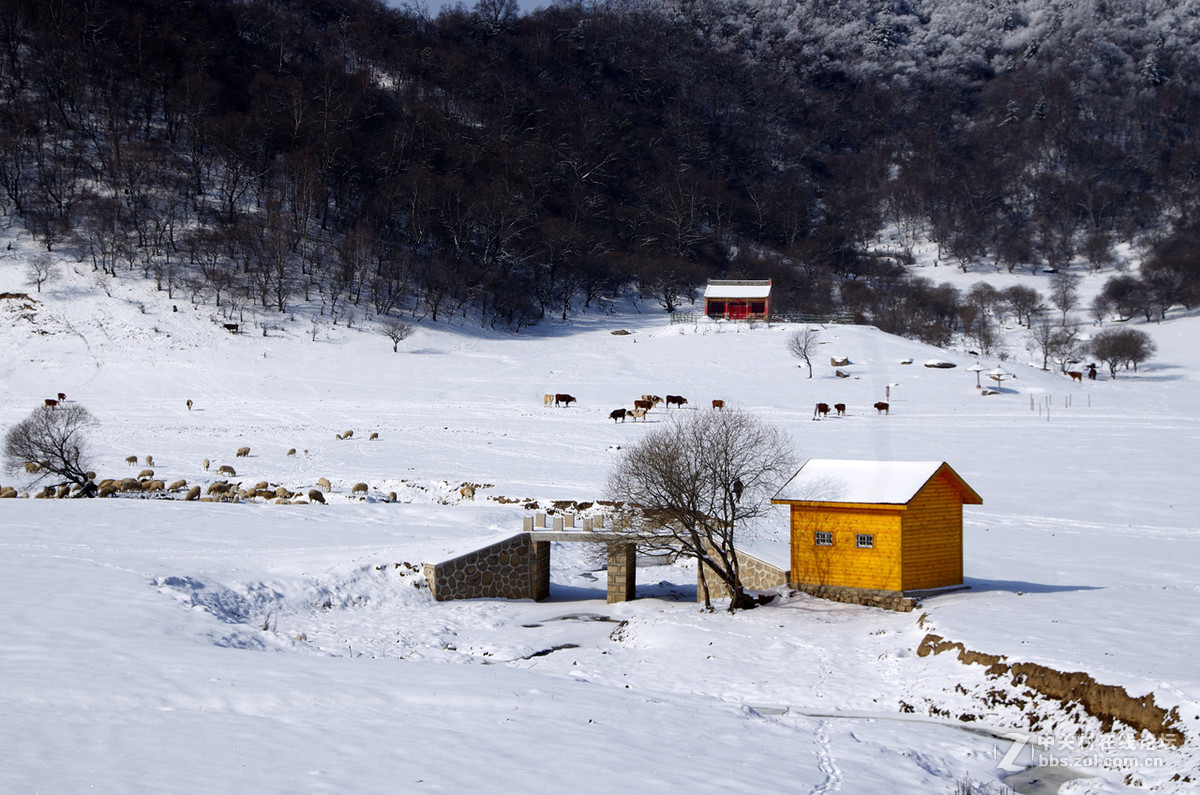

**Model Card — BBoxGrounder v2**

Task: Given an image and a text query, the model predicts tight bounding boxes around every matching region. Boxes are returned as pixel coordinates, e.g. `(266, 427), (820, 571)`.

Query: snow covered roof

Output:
(772, 459), (981, 506)
(703, 280), (772, 300)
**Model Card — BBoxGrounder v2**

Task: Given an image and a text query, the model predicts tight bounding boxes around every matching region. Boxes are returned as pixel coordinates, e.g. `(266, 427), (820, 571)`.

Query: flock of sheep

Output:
(7, 412), (397, 502)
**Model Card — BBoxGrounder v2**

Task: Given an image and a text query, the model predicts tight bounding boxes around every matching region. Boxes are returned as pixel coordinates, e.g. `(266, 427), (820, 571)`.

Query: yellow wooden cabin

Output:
(771, 459), (982, 593)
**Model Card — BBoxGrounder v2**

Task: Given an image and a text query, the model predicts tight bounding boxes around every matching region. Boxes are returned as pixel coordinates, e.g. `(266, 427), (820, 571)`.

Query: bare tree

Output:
(1027, 315), (1077, 371)
(382, 317), (415, 352)
(1049, 271), (1080, 324)
(4, 405), (97, 494)
(1003, 284), (1044, 328)
(26, 254), (57, 293)
(1089, 328), (1156, 378)
(606, 410), (797, 612)
(786, 326), (821, 378)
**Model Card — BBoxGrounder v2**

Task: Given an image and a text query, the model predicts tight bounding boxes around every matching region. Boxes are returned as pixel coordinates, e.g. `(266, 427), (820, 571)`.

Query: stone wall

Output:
(789, 583), (917, 612)
(697, 548), (788, 602)
(424, 534), (549, 602)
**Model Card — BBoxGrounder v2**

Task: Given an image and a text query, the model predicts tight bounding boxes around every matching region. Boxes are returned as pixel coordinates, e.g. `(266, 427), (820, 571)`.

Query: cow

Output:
(640, 395), (663, 406)
(555, 393), (576, 407)
(543, 394), (554, 406)
(665, 395), (688, 408)
(44, 398), (58, 408)
(814, 402), (830, 418)
(1068, 371), (1083, 382)
(633, 398), (654, 412)
(186, 399), (193, 410)
(874, 401), (890, 415)
(57, 392), (66, 402)
(223, 323), (239, 333)
(609, 408), (628, 423)
(629, 407), (648, 422)
(712, 399), (725, 410)
(1088, 364), (1097, 381)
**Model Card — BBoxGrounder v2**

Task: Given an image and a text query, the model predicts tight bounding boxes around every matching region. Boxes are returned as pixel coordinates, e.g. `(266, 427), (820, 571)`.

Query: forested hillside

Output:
(2, 0), (1198, 335)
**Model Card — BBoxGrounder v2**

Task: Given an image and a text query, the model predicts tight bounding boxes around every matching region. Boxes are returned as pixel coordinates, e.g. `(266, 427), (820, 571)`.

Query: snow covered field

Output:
(2, 234), (1199, 793)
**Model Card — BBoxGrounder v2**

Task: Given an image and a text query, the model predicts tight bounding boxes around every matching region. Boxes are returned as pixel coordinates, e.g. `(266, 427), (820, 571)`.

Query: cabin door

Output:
(728, 302), (748, 320)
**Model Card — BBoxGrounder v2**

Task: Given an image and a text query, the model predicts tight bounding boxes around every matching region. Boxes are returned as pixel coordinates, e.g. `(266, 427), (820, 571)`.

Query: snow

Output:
(2, 233), (1200, 792)
(773, 459), (958, 505)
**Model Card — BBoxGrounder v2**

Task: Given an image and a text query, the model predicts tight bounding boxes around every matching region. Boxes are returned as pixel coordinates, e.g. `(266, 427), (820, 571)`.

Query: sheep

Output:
(186, 399), (193, 410)
(126, 455), (138, 466)
(184, 485), (201, 501)
(274, 486), (292, 499)
(56, 485), (70, 499)
(369, 432), (379, 441)
(307, 489), (325, 504)
(138, 469), (154, 479)
(98, 484), (118, 498)
(286, 448), (296, 457)
(218, 464), (236, 477)
(543, 394), (554, 406)
(342, 430), (354, 439)
(317, 477), (331, 492)
(207, 481), (234, 495)
(460, 484), (476, 500)
(168, 479), (187, 492)
(119, 478), (142, 492)
(236, 446), (251, 458)
(23, 462), (38, 473)
(253, 489), (276, 500)
(387, 491), (397, 502)
(351, 482), (368, 494)
(0, 487), (17, 498)
(202, 458), (210, 470)
(252, 481), (270, 491)
(145, 455), (154, 467)
(142, 480), (165, 492)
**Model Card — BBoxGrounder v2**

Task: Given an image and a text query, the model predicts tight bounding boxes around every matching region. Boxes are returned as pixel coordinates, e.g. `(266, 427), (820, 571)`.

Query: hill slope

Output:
(2, 239), (1199, 791)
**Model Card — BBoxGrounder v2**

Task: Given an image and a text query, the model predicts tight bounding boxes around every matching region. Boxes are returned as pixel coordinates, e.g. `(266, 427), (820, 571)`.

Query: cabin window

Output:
(856, 534), (874, 549)
(750, 301), (765, 314)
(814, 531), (833, 546)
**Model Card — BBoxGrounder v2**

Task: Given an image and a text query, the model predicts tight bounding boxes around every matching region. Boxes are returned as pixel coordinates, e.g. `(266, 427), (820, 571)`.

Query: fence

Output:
(669, 311), (857, 325)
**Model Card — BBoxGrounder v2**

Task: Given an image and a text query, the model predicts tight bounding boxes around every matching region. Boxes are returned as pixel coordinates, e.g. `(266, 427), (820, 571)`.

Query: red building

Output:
(703, 279), (772, 320)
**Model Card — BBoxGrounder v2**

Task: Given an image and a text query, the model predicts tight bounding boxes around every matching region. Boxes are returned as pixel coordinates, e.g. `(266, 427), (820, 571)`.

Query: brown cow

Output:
(633, 399), (654, 412)
(834, 403), (846, 416)
(1068, 371), (1083, 382)
(609, 408), (628, 423)
(555, 393), (576, 407)
(814, 402), (830, 418)
(224, 323), (239, 333)
(44, 398), (58, 408)
(874, 401), (890, 415)
(665, 395), (687, 408)
(712, 399), (725, 410)
(57, 392), (66, 402)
